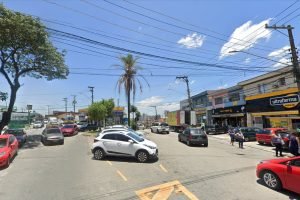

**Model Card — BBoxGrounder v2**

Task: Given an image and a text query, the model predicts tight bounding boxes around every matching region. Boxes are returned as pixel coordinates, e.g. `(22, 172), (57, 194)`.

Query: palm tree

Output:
(115, 54), (149, 127)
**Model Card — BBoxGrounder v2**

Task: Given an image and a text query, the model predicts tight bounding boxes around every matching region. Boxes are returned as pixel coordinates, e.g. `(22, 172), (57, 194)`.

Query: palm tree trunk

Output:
(127, 90), (131, 127)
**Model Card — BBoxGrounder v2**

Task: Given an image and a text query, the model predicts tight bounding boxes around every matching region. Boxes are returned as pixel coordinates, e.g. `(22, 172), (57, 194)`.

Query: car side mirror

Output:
(286, 161), (291, 166)
(128, 139), (134, 144)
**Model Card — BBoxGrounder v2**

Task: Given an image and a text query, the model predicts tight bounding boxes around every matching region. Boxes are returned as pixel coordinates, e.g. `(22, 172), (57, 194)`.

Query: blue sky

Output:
(1, 0), (299, 116)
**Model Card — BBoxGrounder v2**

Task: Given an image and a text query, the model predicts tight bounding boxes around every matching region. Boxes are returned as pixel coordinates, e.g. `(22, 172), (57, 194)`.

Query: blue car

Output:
(3, 129), (27, 146)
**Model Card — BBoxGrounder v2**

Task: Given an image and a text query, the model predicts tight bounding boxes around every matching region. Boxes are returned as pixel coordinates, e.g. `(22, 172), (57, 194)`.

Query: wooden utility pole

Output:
(88, 86), (94, 104)
(63, 98), (68, 112)
(176, 76), (193, 110)
(72, 95), (77, 113)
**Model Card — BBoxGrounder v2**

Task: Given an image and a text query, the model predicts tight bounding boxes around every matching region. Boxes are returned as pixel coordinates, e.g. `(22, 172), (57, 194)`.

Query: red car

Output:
(256, 128), (286, 145)
(60, 124), (78, 136)
(256, 156), (300, 194)
(0, 135), (19, 167)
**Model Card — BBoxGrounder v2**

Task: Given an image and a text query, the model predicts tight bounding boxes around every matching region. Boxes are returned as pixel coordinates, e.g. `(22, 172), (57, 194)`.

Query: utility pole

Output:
(63, 98), (68, 112)
(176, 76), (193, 110)
(265, 24), (300, 91)
(46, 105), (50, 115)
(88, 86), (94, 104)
(150, 106), (158, 120)
(72, 95), (77, 113)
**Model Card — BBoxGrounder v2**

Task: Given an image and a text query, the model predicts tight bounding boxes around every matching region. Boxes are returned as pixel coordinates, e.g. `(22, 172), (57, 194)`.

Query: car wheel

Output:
(258, 141), (264, 145)
(178, 136), (181, 142)
(136, 150), (149, 163)
(187, 140), (191, 146)
(204, 143), (208, 147)
(60, 140), (64, 145)
(156, 129), (159, 134)
(6, 156), (10, 167)
(244, 138), (249, 142)
(94, 148), (105, 160)
(262, 170), (282, 190)
(151, 128), (153, 133)
(166, 131), (169, 134)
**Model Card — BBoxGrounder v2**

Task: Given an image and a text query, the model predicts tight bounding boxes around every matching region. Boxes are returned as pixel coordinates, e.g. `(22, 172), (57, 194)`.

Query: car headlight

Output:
(144, 144), (156, 149)
(0, 152), (6, 157)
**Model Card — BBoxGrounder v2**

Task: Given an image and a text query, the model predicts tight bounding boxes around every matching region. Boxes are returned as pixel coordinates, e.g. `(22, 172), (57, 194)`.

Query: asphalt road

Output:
(0, 128), (299, 200)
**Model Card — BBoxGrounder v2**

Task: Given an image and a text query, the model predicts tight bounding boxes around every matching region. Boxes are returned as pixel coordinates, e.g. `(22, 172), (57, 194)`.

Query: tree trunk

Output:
(127, 90), (130, 128)
(0, 85), (19, 132)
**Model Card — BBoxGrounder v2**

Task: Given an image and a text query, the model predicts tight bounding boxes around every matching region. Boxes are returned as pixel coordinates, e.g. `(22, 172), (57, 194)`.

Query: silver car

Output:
(41, 128), (64, 145)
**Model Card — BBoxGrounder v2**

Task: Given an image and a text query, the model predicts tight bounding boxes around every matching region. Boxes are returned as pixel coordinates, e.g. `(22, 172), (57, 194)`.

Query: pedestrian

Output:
(235, 130), (244, 149)
(272, 132), (284, 157)
(289, 132), (299, 156)
(228, 128), (235, 146)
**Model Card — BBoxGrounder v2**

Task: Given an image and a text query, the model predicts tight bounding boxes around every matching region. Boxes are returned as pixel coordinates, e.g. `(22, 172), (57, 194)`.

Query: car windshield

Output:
(63, 125), (74, 128)
(127, 132), (144, 142)
(47, 129), (61, 134)
(161, 123), (168, 126)
(190, 129), (205, 135)
(6, 129), (24, 136)
(261, 129), (271, 134)
(0, 139), (7, 148)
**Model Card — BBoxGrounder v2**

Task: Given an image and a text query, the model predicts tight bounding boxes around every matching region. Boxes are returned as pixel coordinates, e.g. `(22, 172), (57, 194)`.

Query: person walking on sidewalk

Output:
(235, 130), (244, 149)
(289, 132), (299, 156)
(272, 132), (284, 157)
(228, 128), (235, 146)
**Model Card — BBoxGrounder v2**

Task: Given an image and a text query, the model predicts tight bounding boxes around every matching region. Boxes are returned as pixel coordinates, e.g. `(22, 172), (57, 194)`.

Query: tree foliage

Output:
(0, 5), (68, 131)
(88, 99), (115, 122)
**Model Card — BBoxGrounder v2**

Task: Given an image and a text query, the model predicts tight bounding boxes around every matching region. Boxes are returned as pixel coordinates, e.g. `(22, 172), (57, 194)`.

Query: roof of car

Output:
(0, 134), (10, 139)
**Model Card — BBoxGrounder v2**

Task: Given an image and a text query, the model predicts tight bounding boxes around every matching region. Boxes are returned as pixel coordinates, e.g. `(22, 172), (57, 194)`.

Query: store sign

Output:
(212, 105), (245, 115)
(270, 94), (299, 108)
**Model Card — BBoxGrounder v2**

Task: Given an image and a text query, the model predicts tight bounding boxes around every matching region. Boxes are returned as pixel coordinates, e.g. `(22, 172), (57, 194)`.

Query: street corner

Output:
(135, 180), (199, 200)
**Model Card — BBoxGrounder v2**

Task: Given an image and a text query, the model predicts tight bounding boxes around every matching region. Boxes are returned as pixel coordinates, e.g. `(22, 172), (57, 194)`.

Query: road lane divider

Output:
(159, 164), (168, 173)
(106, 160), (113, 166)
(117, 170), (128, 181)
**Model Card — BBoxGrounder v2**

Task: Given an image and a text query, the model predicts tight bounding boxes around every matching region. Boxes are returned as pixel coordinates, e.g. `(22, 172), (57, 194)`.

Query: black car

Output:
(79, 124), (99, 132)
(205, 125), (227, 135)
(234, 127), (262, 142)
(178, 128), (208, 147)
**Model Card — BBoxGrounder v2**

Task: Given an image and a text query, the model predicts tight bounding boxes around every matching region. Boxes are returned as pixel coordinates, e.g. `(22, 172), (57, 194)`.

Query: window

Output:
(258, 84), (266, 94)
(229, 93), (240, 102)
(116, 134), (130, 142)
(278, 77), (286, 86)
(215, 97), (223, 105)
(293, 159), (300, 167)
(9, 136), (15, 145)
(102, 134), (117, 140)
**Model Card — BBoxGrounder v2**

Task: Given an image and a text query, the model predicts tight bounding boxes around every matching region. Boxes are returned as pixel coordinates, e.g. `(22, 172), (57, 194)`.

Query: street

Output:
(0, 129), (298, 200)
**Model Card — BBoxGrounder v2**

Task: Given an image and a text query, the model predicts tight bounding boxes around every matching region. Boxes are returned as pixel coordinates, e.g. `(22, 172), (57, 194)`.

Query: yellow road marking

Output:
(135, 180), (199, 200)
(117, 170), (128, 181)
(159, 164), (168, 173)
(106, 160), (112, 166)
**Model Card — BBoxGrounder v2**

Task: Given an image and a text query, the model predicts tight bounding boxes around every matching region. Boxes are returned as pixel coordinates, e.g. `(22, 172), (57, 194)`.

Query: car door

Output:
(9, 136), (17, 156)
(115, 134), (134, 156)
(101, 134), (118, 154)
(285, 158), (300, 194)
(182, 129), (190, 142)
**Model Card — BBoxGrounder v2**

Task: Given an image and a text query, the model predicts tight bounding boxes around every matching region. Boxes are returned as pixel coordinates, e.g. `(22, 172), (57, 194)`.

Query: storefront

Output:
(194, 107), (207, 125)
(246, 88), (300, 130)
(212, 105), (246, 127)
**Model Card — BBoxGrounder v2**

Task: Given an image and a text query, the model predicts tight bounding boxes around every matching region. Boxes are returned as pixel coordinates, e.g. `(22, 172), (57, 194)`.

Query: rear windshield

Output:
(63, 125), (74, 128)
(190, 129), (205, 135)
(161, 123), (168, 126)
(5, 129), (24, 136)
(0, 138), (7, 148)
(261, 130), (271, 134)
(47, 129), (61, 134)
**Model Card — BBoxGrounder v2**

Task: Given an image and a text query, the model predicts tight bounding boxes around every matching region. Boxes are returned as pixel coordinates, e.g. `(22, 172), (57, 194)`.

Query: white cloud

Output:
(137, 96), (163, 108)
(220, 19), (272, 58)
(177, 33), (205, 49)
(190, 80), (196, 85)
(218, 83), (228, 89)
(268, 45), (290, 58)
(244, 58), (251, 64)
(273, 57), (291, 68)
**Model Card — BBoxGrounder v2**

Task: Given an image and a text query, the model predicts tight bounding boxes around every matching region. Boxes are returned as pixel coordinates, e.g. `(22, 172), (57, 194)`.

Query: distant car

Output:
(33, 121), (43, 128)
(256, 156), (300, 194)
(137, 124), (145, 130)
(256, 128), (287, 145)
(234, 127), (262, 142)
(43, 120), (48, 124)
(79, 124), (99, 132)
(41, 127), (64, 145)
(205, 125), (227, 135)
(150, 122), (169, 134)
(3, 129), (27, 146)
(112, 125), (126, 128)
(60, 124), (78, 136)
(178, 128), (208, 147)
(77, 122), (88, 129)
(0, 134), (18, 167)
(92, 131), (158, 162)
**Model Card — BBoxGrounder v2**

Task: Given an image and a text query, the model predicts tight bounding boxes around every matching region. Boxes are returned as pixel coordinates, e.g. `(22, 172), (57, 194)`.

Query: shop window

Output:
(215, 97), (223, 105)
(278, 77), (286, 86)
(229, 93), (240, 102)
(258, 84), (266, 94)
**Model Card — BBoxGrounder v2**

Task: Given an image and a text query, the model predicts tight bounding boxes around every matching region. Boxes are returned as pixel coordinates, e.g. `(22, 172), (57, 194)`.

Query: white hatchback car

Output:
(91, 131), (158, 162)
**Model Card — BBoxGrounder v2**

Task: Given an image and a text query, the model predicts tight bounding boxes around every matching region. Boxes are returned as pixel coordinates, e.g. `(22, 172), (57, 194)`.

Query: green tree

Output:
(101, 98), (115, 119)
(115, 54), (149, 127)
(88, 102), (106, 123)
(0, 5), (68, 131)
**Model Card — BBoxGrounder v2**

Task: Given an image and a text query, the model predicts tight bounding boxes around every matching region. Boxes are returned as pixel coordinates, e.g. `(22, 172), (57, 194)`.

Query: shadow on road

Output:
(256, 179), (300, 200)
(92, 156), (158, 164)
(0, 152), (17, 171)
(21, 134), (42, 150)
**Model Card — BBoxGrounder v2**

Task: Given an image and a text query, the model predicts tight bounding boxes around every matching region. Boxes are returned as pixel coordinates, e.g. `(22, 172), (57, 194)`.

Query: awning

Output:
(212, 113), (245, 118)
(251, 110), (299, 116)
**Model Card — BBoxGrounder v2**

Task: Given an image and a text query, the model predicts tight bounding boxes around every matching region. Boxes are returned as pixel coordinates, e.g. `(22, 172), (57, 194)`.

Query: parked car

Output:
(0, 135), (18, 167)
(1, 125), (8, 135)
(205, 125), (227, 135)
(60, 124), (78, 136)
(256, 128), (287, 145)
(3, 129), (27, 146)
(137, 123), (145, 130)
(96, 127), (145, 138)
(150, 122), (169, 134)
(256, 156), (300, 194)
(178, 128), (208, 147)
(112, 125), (126, 128)
(92, 131), (158, 163)
(79, 124), (99, 132)
(234, 127), (262, 142)
(41, 127), (64, 145)
(43, 119), (48, 124)
(33, 121), (43, 128)
(76, 122), (88, 129)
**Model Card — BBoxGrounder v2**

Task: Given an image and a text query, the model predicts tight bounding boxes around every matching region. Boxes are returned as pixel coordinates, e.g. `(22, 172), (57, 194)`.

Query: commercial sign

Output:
(212, 105), (245, 115)
(270, 94), (299, 108)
